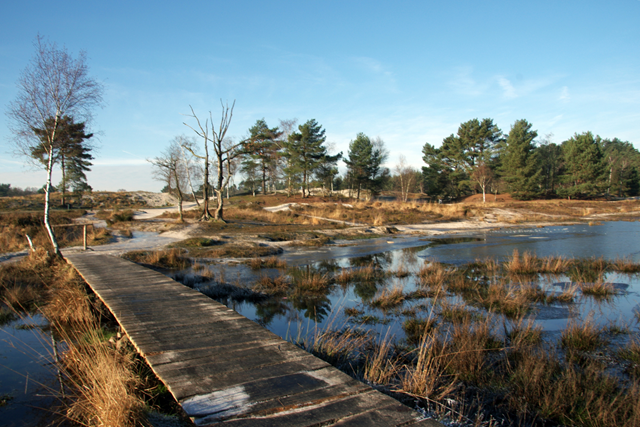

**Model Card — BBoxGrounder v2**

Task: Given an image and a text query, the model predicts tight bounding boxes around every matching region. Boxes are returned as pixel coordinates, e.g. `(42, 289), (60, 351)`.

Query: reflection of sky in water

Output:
(183, 221), (640, 342)
(418, 221), (640, 264)
(0, 316), (59, 426)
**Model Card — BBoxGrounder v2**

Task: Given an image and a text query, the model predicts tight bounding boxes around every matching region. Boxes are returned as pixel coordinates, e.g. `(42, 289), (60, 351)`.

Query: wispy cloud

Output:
(497, 76), (516, 99)
(448, 66), (488, 97)
(559, 86), (570, 102)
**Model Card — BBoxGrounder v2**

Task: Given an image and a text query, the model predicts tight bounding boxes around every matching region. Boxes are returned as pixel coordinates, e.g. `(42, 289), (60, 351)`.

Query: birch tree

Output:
(6, 36), (103, 256)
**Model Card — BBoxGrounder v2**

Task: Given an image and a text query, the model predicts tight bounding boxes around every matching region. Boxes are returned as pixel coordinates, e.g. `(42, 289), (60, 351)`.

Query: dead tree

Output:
(183, 101), (243, 222)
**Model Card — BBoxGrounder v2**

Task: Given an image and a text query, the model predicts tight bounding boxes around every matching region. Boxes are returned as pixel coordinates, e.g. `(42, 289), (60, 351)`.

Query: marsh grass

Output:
(252, 274), (290, 296)
(504, 249), (538, 275)
(289, 267), (331, 292)
(579, 280), (617, 298)
(417, 261), (450, 290)
(247, 256), (287, 270)
(370, 283), (405, 310)
(560, 318), (605, 352)
(402, 317), (437, 346)
(123, 248), (190, 269)
(611, 257), (640, 273)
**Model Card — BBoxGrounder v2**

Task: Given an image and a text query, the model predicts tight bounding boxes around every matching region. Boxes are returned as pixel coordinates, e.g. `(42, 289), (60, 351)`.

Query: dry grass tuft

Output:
(370, 283), (405, 310)
(560, 318), (605, 352)
(123, 248), (190, 269)
(58, 324), (145, 427)
(611, 257), (640, 273)
(505, 249), (538, 275)
(252, 274), (290, 296)
(417, 261), (450, 290)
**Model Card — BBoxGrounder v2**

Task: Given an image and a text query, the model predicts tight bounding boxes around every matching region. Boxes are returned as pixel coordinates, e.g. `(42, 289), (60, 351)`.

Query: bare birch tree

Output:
(395, 155), (416, 202)
(6, 36), (103, 256)
(175, 135), (201, 206)
(149, 141), (186, 222)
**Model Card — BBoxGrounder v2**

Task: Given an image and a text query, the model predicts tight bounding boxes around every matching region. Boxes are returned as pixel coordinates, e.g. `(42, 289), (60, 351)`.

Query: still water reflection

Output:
(178, 221), (640, 343)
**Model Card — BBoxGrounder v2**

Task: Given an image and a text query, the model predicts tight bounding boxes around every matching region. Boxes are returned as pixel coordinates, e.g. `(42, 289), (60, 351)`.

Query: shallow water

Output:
(177, 221), (640, 344)
(0, 316), (59, 426)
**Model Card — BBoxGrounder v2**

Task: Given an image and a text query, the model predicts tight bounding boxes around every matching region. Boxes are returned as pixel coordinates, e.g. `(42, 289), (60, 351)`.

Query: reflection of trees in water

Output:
(254, 298), (291, 328)
(400, 246), (422, 267)
(315, 259), (341, 274)
(349, 252), (392, 269)
(354, 280), (379, 302)
(290, 292), (332, 323)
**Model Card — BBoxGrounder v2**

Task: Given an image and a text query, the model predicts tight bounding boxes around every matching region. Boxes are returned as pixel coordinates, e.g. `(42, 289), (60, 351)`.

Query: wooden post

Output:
(83, 224), (88, 250)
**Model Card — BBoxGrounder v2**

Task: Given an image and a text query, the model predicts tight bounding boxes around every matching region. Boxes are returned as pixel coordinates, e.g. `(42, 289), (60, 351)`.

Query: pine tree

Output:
(282, 119), (328, 197)
(32, 115), (94, 205)
(344, 133), (387, 200)
(244, 119), (282, 195)
(501, 119), (540, 200)
(560, 132), (605, 198)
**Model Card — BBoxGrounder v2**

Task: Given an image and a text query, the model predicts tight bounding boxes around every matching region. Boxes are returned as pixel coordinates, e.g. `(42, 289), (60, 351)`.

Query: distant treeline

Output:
(422, 118), (639, 200)
(0, 183), (42, 197)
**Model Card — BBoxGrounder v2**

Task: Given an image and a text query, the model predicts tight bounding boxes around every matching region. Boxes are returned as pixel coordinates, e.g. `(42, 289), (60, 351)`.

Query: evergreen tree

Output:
(344, 133), (387, 200)
(244, 119), (282, 195)
(32, 115), (94, 204)
(501, 119), (541, 200)
(282, 119), (328, 197)
(559, 132), (605, 198)
(537, 135), (563, 196)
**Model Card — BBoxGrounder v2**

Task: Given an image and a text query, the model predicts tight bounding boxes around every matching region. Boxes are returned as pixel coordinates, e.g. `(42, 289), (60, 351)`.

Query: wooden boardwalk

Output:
(65, 253), (441, 426)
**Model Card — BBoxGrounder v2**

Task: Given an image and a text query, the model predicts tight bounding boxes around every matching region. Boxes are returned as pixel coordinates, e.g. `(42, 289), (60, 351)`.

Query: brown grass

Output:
(123, 248), (190, 269)
(611, 257), (640, 273)
(370, 283), (406, 310)
(252, 274), (290, 296)
(504, 249), (538, 275)
(560, 317), (605, 352)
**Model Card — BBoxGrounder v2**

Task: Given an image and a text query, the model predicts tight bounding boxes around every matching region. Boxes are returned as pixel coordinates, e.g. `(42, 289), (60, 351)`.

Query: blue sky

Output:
(1, 1), (639, 192)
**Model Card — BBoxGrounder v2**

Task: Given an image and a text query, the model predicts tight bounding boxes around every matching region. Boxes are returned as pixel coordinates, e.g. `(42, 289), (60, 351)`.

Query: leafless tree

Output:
(223, 137), (241, 199)
(175, 135), (201, 206)
(183, 101), (243, 221)
(6, 36), (103, 256)
(471, 162), (494, 203)
(395, 155), (416, 202)
(278, 118), (298, 196)
(149, 141), (186, 222)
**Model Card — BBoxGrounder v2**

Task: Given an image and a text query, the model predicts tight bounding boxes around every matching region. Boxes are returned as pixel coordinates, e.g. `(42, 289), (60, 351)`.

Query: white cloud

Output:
(448, 66), (488, 97)
(497, 76), (517, 99)
(559, 86), (570, 102)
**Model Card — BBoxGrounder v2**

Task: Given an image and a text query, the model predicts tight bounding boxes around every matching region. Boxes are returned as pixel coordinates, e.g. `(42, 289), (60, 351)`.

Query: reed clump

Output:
(123, 248), (190, 269)
(579, 280), (617, 298)
(370, 284), (405, 310)
(560, 318), (605, 352)
(252, 274), (290, 296)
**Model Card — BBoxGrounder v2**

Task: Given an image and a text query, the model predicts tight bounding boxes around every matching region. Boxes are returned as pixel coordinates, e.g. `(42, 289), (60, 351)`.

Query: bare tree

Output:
(6, 36), (103, 256)
(223, 137), (241, 199)
(175, 135), (201, 206)
(183, 101), (243, 221)
(278, 118), (298, 196)
(149, 141), (186, 222)
(471, 162), (494, 203)
(395, 155), (416, 202)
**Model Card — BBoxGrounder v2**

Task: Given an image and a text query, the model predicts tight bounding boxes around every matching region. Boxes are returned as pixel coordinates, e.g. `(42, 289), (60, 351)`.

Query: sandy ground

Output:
(4, 198), (638, 264)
